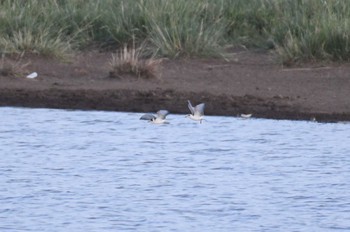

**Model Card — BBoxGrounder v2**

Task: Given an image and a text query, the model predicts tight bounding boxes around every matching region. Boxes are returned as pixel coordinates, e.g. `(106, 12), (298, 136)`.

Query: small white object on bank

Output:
(140, 110), (170, 124)
(240, 114), (252, 118)
(26, 72), (38, 79)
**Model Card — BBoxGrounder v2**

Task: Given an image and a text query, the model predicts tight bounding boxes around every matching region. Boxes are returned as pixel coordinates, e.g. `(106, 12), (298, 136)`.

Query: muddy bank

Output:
(1, 88), (350, 122)
(1, 51), (350, 122)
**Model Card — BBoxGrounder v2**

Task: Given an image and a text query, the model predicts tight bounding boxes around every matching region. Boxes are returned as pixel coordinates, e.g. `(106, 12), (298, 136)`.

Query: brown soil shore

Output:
(1, 50), (350, 122)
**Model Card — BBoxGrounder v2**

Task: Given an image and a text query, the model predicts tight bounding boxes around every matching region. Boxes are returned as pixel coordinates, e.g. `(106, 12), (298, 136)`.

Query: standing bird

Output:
(140, 110), (170, 124)
(186, 100), (205, 123)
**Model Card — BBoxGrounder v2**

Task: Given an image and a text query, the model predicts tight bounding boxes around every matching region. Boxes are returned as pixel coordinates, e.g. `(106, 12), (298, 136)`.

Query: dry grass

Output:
(0, 54), (29, 77)
(109, 45), (162, 79)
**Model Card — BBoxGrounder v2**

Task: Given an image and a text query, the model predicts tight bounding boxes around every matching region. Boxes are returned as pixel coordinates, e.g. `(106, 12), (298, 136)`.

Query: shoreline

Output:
(0, 88), (349, 123)
(1, 51), (350, 122)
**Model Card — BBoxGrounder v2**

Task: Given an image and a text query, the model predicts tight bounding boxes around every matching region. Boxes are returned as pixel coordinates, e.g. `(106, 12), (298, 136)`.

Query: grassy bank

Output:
(1, 0), (350, 62)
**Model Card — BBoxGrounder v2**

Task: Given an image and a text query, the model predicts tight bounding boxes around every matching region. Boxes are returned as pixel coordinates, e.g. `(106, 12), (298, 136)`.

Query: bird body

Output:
(140, 110), (169, 124)
(186, 100), (205, 123)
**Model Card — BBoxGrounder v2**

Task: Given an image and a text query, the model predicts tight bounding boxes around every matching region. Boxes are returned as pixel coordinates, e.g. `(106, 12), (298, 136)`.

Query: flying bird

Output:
(186, 100), (205, 123)
(140, 110), (170, 124)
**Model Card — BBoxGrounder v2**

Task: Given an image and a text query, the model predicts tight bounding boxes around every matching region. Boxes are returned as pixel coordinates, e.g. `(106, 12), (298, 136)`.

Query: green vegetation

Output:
(1, 0), (350, 62)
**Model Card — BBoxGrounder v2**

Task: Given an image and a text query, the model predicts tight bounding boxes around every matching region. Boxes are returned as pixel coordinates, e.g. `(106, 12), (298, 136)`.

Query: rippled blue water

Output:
(1, 107), (350, 232)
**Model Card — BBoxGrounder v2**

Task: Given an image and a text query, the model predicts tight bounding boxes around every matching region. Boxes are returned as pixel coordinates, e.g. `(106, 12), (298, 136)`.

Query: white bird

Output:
(26, 72), (38, 79)
(186, 100), (205, 123)
(140, 110), (170, 124)
(240, 114), (252, 118)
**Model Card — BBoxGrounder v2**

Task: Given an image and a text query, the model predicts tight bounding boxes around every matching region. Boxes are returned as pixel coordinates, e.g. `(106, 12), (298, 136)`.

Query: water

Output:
(1, 107), (350, 232)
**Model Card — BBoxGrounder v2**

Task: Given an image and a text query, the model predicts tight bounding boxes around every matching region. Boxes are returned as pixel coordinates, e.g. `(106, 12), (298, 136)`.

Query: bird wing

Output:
(194, 103), (205, 116)
(187, 100), (195, 115)
(140, 114), (156, 121)
(157, 110), (169, 119)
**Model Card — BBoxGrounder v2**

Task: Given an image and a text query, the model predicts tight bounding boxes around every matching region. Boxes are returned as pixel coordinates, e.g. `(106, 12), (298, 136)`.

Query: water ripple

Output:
(1, 107), (350, 232)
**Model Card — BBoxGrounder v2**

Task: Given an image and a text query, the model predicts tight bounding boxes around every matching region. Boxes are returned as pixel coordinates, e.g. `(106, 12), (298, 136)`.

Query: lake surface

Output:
(1, 107), (350, 232)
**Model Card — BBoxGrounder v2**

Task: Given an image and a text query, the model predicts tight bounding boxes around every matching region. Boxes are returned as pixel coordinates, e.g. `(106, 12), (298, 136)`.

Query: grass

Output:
(141, 0), (226, 57)
(109, 43), (162, 79)
(0, 53), (28, 77)
(1, 0), (350, 63)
